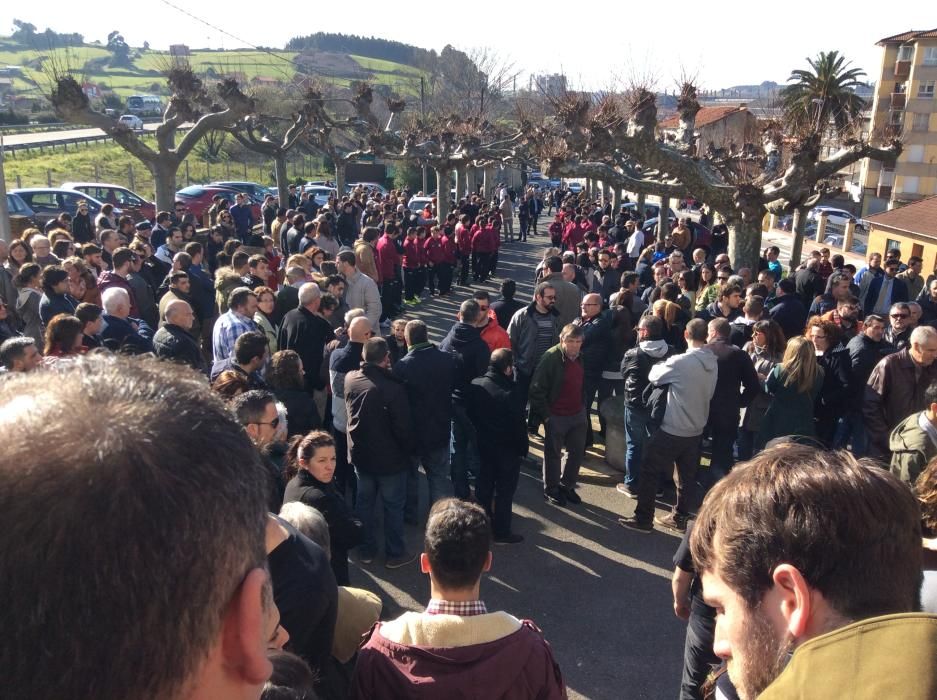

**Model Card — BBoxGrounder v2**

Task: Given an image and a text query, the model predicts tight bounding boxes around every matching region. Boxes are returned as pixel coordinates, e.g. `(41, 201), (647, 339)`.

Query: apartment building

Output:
(859, 29), (937, 216)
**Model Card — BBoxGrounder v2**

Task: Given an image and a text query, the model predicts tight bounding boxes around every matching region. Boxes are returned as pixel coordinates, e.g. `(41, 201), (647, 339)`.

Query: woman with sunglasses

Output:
(72, 201), (95, 244)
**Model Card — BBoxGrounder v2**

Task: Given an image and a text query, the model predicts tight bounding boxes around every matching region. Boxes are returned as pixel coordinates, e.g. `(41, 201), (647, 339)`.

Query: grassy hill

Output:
(0, 37), (427, 110)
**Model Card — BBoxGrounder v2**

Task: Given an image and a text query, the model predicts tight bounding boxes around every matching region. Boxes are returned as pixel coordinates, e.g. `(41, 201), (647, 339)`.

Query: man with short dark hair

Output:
(96, 247), (139, 318)
(839, 314), (894, 455)
(229, 192), (254, 238)
(212, 286), (259, 363)
(769, 277), (808, 340)
(211, 330), (268, 388)
(865, 255), (909, 317)
(529, 324), (588, 506)
(351, 498), (566, 699)
(696, 284), (743, 324)
(244, 254), (269, 291)
(337, 250), (382, 333)
(345, 337), (416, 569)
(690, 444), (934, 700)
(0, 336), (40, 372)
(886, 301), (915, 350)
(621, 318), (718, 533)
(38, 265), (78, 330)
(0, 356), (277, 700)
(395, 319), (456, 514)
(491, 278), (525, 330)
(541, 255), (583, 327)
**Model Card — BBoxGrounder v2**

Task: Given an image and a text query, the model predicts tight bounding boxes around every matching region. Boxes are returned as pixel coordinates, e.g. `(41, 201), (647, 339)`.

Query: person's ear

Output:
(482, 551), (493, 573)
(770, 564), (813, 639)
(220, 568), (273, 686)
(420, 553), (431, 574)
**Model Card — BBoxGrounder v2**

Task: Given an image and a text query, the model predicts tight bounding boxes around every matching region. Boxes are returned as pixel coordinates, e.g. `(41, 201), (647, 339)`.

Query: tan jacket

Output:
(354, 239), (381, 284)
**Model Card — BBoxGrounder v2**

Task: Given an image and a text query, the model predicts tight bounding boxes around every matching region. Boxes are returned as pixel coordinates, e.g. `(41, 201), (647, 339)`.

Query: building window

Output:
(902, 176), (920, 194)
(919, 81), (936, 98)
(907, 144), (925, 162)
(886, 239), (903, 252)
(925, 47), (937, 66)
(912, 113), (930, 131)
(898, 45), (914, 61)
(889, 110), (904, 126)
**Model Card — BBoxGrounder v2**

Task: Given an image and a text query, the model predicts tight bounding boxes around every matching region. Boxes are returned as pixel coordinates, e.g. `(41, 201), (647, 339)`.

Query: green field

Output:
(0, 38), (426, 100)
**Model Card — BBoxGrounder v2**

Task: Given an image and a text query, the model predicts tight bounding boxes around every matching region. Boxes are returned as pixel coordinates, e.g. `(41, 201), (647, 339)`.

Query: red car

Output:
(61, 182), (156, 223)
(175, 185), (263, 225)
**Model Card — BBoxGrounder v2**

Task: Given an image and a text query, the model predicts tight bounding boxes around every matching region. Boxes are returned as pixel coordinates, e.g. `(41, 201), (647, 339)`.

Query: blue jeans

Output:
(833, 410), (867, 457)
(451, 404), (480, 500)
(624, 407), (649, 489)
(354, 469), (407, 558)
(405, 446), (452, 520)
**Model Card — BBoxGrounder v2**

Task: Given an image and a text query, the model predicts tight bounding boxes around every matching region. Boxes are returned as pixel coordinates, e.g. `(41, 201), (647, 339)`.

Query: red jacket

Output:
(439, 235), (458, 265)
(376, 234), (400, 280)
(472, 227), (498, 254)
(402, 237), (423, 269)
(424, 237), (445, 265)
(563, 222), (584, 249)
(455, 224), (473, 256)
(480, 311), (511, 352)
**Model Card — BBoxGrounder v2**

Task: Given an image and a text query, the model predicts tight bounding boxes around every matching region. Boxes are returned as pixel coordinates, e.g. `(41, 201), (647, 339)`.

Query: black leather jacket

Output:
(620, 340), (675, 409)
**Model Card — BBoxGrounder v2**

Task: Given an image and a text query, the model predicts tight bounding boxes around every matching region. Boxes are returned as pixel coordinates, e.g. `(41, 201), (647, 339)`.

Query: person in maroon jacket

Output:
(455, 214), (474, 286)
(472, 219), (498, 283)
(350, 498), (566, 700)
(438, 226), (458, 295)
(402, 227), (424, 305)
(424, 225), (447, 296)
(376, 223), (402, 319)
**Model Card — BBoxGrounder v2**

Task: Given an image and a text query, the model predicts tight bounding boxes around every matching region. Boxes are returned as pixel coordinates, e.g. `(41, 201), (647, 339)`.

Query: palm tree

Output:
(780, 51), (867, 138)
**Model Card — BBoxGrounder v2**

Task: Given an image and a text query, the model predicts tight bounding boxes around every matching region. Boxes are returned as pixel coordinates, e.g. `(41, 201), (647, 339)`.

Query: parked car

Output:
(641, 216), (712, 252)
(824, 234), (867, 255)
(808, 206), (864, 231)
(6, 192), (38, 237)
(347, 182), (388, 196)
(565, 181), (583, 194)
(175, 185), (262, 224)
(61, 182), (155, 222)
(118, 114), (144, 131)
(210, 181), (271, 203)
(301, 185), (337, 206)
(11, 188), (117, 227)
(407, 196), (434, 214)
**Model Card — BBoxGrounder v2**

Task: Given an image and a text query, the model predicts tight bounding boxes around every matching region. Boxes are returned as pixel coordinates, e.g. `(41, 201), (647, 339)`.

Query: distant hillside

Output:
(286, 32), (437, 73)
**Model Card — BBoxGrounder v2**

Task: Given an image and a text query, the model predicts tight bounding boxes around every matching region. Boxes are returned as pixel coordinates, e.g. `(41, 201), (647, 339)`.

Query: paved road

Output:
(350, 233), (687, 700)
(1, 122), (163, 147)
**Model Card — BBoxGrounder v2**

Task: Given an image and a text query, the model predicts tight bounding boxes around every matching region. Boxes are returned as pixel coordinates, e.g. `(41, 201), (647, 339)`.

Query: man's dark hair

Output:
(691, 444), (922, 619)
(925, 382), (937, 408)
(621, 272), (639, 289)
(232, 251), (250, 269)
(472, 290), (490, 303)
(546, 255), (563, 273)
(500, 279), (517, 300)
(490, 347), (513, 374)
(336, 250), (356, 267)
(639, 314), (664, 340)
(228, 287), (256, 311)
(534, 281), (555, 299)
(319, 293), (338, 314)
(709, 318), (731, 340)
(686, 318), (708, 343)
(169, 270), (189, 285)
(248, 254), (267, 270)
(362, 227), (380, 243)
(39, 265), (68, 295)
(866, 313), (886, 326)
(0, 336), (35, 369)
(424, 498), (491, 589)
(719, 283), (742, 301)
(230, 388), (276, 425)
(75, 302), (103, 326)
(363, 337), (389, 364)
(325, 275), (345, 289)
(909, 255), (923, 266)
(886, 247), (901, 259)
(744, 295), (765, 317)
(0, 356), (269, 699)
(234, 331), (269, 366)
(660, 282), (679, 302)
(404, 319), (428, 347)
(112, 247), (135, 270)
(156, 210), (171, 224)
(778, 278), (796, 295)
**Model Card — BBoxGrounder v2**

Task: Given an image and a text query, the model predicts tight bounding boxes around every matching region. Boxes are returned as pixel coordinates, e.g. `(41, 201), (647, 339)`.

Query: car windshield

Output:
(177, 186), (205, 196)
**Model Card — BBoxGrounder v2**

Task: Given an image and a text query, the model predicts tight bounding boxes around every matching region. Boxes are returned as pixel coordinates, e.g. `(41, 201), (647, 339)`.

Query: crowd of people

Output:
(1, 180), (936, 700)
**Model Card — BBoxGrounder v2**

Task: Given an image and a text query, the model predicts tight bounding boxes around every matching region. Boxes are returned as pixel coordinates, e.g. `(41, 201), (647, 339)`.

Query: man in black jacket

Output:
(768, 278), (808, 341)
(702, 319), (760, 489)
(467, 348), (529, 543)
(440, 299), (491, 500)
(277, 283), (335, 402)
(618, 316), (675, 498)
(574, 293), (612, 444)
(491, 278), (525, 331)
(395, 320), (456, 520)
(840, 315), (894, 455)
(153, 299), (204, 372)
(344, 337), (416, 569)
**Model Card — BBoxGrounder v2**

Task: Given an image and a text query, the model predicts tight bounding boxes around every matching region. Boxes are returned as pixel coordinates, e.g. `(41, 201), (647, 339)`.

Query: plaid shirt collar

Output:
(425, 599), (488, 616)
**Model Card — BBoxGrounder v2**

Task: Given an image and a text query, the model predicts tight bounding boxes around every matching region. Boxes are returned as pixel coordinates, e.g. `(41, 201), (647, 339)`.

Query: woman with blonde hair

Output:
(756, 335), (824, 451)
(652, 299), (685, 350)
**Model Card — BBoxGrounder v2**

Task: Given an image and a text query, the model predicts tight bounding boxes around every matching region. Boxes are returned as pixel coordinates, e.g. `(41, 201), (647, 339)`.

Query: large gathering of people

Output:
(2, 181), (936, 700)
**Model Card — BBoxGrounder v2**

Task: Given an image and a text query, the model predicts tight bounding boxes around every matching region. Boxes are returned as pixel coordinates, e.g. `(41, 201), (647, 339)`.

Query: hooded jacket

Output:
(648, 346), (719, 437)
(759, 614), (937, 700)
(704, 338), (761, 430)
(344, 363), (413, 475)
(479, 312), (512, 353)
(394, 343), (457, 453)
(506, 302), (562, 376)
(889, 411), (937, 484)
(440, 322), (491, 403)
(350, 612), (566, 700)
(354, 239), (381, 283)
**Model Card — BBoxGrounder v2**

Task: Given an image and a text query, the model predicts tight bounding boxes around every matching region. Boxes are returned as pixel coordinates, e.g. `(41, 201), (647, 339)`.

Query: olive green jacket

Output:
(889, 412), (937, 484)
(760, 613), (937, 700)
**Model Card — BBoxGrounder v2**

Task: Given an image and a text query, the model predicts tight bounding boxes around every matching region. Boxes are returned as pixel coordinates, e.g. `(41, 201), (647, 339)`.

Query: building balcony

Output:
(877, 184), (893, 199)
(890, 92), (907, 109)
(895, 59), (911, 78)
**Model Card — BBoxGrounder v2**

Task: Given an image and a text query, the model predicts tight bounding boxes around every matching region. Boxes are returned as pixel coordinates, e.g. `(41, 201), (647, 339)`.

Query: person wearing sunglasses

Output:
(885, 301), (915, 351)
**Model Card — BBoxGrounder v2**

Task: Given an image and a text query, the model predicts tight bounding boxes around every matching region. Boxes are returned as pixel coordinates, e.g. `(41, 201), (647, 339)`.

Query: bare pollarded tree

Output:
(49, 65), (255, 211)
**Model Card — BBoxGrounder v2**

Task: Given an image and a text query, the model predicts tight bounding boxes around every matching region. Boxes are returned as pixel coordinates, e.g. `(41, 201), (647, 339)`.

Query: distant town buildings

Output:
(658, 105), (759, 159)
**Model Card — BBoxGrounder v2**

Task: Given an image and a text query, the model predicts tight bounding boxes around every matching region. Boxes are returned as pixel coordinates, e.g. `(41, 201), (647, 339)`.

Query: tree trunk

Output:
(790, 206), (809, 270)
(273, 153), (290, 212)
(727, 215), (764, 272)
(657, 196), (670, 244)
(335, 161), (346, 197)
(435, 167), (451, 223)
(150, 158), (179, 214)
(612, 186), (622, 215)
(637, 193), (646, 218)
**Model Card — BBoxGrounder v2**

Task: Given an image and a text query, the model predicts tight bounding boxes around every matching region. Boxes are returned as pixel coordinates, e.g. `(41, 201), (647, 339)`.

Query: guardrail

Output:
(3, 125), (189, 157)
(0, 116), (162, 137)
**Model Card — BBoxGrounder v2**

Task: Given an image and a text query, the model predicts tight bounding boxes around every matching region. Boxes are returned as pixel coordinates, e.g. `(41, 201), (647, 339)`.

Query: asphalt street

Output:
(348, 231), (687, 700)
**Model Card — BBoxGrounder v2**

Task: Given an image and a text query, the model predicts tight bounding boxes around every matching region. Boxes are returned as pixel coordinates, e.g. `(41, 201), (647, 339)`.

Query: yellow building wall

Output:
(868, 225), (937, 273)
